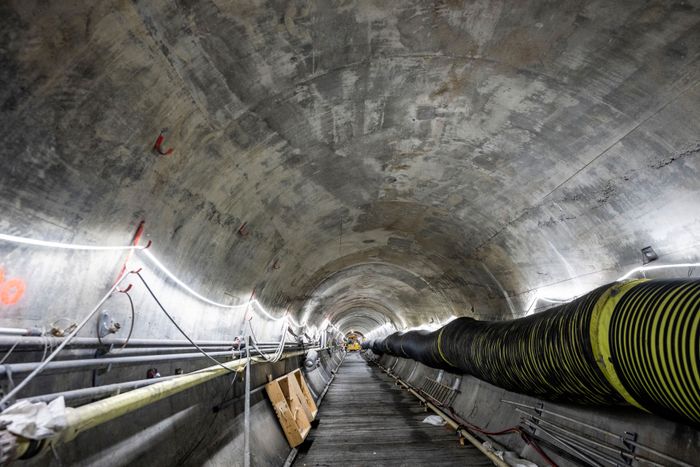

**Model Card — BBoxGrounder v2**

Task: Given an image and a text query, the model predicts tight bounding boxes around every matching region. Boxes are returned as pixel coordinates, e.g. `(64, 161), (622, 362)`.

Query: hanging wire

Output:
(0, 271), (133, 408)
(135, 271), (238, 375)
(0, 342), (19, 365)
(247, 318), (288, 363)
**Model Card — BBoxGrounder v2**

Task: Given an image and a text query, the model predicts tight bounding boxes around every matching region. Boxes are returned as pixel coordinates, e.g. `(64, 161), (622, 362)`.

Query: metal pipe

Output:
(0, 335), (300, 349)
(502, 400), (692, 467)
(531, 422), (630, 467)
(20, 348), (313, 406)
(522, 419), (603, 467)
(0, 343), (308, 376)
(18, 375), (182, 404)
(523, 419), (623, 467)
(12, 346), (235, 359)
(0, 351), (235, 376)
(1, 348), (313, 461)
(0, 273), (132, 408)
(0, 327), (41, 337)
(244, 335), (251, 467)
(515, 408), (665, 467)
(60, 349), (307, 438)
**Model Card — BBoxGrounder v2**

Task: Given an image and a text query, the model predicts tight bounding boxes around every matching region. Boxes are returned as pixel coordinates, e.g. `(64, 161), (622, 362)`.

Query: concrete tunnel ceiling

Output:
(1, 1), (699, 337)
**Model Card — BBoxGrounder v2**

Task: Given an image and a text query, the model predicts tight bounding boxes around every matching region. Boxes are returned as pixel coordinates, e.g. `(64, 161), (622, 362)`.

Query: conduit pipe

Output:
(0, 335), (301, 349)
(0, 351), (235, 375)
(20, 348), (322, 405)
(0, 344), (309, 375)
(2, 349), (312, 462)
(365, 278), (700, 426)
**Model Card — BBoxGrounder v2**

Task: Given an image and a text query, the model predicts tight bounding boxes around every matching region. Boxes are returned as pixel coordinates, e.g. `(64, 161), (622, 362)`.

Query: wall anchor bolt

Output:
(153, 130), (174, 156)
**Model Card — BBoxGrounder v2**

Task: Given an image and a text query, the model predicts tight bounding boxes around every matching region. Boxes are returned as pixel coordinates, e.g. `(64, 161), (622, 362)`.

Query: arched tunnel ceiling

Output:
(1, 1), (699, 336)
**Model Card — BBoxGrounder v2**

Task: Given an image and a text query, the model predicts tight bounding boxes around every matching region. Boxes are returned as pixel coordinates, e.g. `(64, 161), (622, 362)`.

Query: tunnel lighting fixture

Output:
(0, 233), (148, 251)
(641, 246), (658, 264)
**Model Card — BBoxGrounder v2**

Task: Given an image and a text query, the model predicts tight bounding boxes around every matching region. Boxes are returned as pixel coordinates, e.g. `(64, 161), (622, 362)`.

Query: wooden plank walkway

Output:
(293, 353), (492, 466)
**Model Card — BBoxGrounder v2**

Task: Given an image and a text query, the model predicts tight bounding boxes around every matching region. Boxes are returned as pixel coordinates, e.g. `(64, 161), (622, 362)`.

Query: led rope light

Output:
(0, 233), (310, 326)
(616, 262), (700, 281)
(6, 232), (697, 330)
(0, 233), (147, 251)
(139, 250), (242, 309)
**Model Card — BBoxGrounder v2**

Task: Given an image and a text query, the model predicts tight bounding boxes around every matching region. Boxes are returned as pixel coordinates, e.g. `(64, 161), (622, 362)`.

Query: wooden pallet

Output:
(265, 368), (318, 447)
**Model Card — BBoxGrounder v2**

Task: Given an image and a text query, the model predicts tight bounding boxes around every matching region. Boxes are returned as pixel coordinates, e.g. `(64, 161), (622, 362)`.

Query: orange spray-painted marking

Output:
(1, 279), (26, 305)
(0, 267), (26, 305)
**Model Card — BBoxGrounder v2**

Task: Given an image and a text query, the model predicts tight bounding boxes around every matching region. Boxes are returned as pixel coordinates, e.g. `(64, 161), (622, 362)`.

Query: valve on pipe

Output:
(364, 279), (700, 427)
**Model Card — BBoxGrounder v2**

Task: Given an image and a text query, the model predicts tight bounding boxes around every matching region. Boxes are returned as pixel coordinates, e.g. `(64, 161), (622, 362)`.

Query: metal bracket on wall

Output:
(622, 431), (637, 465)
(97, 310), (121, 339)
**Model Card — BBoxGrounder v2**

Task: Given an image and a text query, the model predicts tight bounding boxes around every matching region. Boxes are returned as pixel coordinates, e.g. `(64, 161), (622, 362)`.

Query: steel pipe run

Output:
(0, 344), (308, 375)
(0, 351), (235, 375)
(364, 278), (700, 426)
(2, 349), (313, 462)
(0, 335), (300, 349)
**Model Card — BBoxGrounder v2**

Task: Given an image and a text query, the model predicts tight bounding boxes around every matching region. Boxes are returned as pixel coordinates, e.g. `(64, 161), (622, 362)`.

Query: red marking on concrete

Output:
(153, 133), (174, 156)
(114, 220), (146, 285)
(0, 268), (26, 305)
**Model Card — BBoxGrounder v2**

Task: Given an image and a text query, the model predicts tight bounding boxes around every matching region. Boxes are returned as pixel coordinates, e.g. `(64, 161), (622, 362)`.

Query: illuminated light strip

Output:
(616, 262), (700, 281)
(140, 250), (242, 309)
(249, 299), (287, 322)
(140, 251), (342, 332)
(0, 233), (342, 331)
(0, 233), (147, 251)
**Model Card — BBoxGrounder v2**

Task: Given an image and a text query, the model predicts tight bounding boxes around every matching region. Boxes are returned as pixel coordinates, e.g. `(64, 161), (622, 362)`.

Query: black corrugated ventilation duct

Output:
(364, 278), (700, 426)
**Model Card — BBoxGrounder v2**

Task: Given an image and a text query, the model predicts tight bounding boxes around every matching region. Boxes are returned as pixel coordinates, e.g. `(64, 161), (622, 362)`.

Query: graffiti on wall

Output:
(0, 267), (26, 305)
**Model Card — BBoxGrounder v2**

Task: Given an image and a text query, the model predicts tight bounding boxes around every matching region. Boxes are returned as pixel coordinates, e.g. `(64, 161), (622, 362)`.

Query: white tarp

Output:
(0, 397), (67, 439)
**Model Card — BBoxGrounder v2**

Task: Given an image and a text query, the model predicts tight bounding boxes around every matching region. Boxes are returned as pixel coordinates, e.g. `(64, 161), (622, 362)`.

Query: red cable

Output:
(417, 386), (559, 467)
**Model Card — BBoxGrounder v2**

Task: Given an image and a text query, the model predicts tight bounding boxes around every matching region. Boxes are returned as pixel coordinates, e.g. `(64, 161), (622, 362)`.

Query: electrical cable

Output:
(0, 342), (18, 365)
(416, 383), (558, 467)
(175, 370), (239, 466)
(374, 360), (556, 467)
(0, 271), (133, 408)
(96, 290), (135, 353)
(135, 271), (237, 375)
(247, 320), (287, 363)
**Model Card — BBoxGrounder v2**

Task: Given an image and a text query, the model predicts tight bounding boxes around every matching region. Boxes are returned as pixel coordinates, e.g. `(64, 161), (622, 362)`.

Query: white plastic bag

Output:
(422, 415), (447, 426)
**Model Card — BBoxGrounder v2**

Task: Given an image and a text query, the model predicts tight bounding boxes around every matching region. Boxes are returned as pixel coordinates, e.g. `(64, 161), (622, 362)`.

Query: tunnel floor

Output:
(293, 353), (491, 466)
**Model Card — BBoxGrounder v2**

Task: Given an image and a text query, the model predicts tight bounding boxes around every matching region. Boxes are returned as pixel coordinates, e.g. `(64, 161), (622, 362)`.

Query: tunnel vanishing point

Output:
(0, 1), (699, 466)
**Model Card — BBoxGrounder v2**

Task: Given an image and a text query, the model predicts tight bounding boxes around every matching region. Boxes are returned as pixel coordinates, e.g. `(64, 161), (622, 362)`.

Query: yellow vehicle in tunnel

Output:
(345, 332), (362, 351)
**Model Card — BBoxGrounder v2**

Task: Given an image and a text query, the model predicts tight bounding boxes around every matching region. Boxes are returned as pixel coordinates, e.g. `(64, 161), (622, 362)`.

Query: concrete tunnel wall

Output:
(0, 0), (699, 465)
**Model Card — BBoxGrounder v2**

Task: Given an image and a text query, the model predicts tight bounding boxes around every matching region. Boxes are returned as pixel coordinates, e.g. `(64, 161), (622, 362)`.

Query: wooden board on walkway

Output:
(266, 368), (318, 447)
